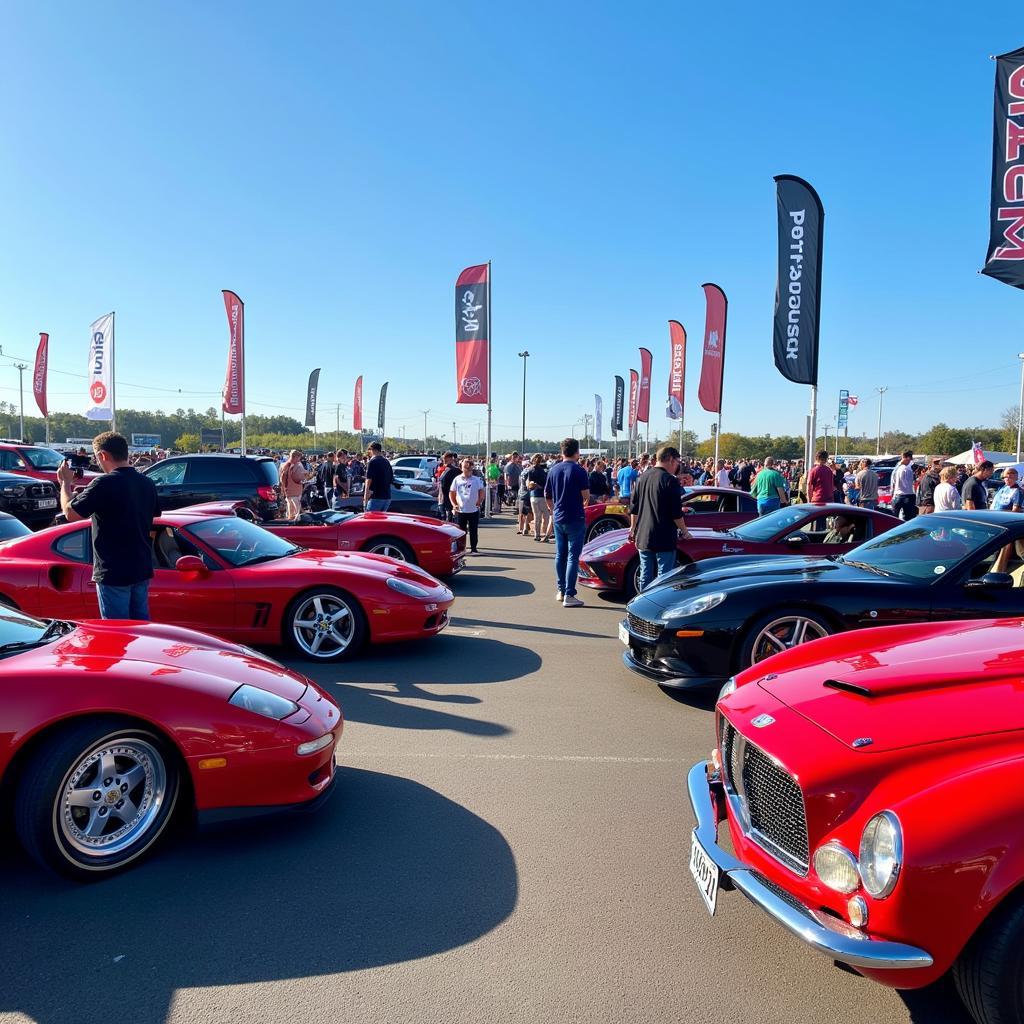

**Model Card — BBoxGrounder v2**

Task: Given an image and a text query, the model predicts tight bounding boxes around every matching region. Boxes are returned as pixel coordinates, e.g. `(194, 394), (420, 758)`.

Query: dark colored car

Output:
(333, 482), (444, 520)
(0, 510), (32, 540)
(620, 510), (1024, 690)
(0, 471), (60, 528)
(143, 454), (282, 521)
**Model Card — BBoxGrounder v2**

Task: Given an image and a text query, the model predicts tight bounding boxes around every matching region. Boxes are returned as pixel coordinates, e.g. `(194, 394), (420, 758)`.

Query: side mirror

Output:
(681, 505), (694, 515)
(970, 572), (1014, 590)
(175, 555), (208, 576)
(786, 533), (807, 545)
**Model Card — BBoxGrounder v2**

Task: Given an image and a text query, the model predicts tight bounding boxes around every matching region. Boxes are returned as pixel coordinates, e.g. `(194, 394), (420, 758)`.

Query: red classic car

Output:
(690, 617), (1024, 1024)
(183, 501), (466, 578)
(584, 486), (758, 543)
(0, 512), (454, 661)
(0, 610), (343, 878)
(579, 503), (896, 599)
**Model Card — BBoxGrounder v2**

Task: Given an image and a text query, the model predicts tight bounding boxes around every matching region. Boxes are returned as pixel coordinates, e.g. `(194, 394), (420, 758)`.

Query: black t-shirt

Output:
(69, 467), (160, 586)
(365, 455), (393, 501)
(316, 461), (335, 492)
(629, 467), (683, 552)
(588, 470), (609, 497)
(962, 475), (989, 508)
(736, 465), (754, 491)
(439, 465), (460, 508)
(524, 465), (548, 494)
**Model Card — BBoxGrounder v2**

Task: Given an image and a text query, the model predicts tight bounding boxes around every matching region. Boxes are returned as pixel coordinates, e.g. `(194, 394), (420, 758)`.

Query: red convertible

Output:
(579, 503), (894, 599)
(183, 501), (467, 578)
(584, 486), (757, 543)
(0, 610), (342, 878)
(691, 617), (1024, 1024)
(0, 512), (454, 661)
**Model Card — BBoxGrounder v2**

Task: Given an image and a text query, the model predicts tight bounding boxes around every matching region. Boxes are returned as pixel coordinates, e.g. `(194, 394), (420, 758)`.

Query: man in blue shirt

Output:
(544, 437), (591, 607)
(616, 458), (638, 499)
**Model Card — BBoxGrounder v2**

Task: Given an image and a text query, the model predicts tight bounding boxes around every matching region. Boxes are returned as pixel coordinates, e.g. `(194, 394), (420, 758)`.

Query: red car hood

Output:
(263, 547), (446, 586)
(751, 618), (1024, 752)
(356, 511), (461, 535)
(22, 620), (310, 701)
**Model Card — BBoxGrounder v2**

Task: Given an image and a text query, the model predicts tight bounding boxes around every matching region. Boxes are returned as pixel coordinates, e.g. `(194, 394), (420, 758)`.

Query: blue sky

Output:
(0, 2), (1020, 444)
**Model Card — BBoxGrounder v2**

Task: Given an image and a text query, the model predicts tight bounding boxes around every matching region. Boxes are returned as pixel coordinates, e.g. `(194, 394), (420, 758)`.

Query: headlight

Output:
(1, 486), (25, 496)
(813, 842), (861, 894)
(588, 540), (626, 558)
(386, 576), (433, 599)
(718, 677), (737, 702)
(296, 733), (334, 756)
(451, 540), (458, 553)
(667, 592), (726, 618)
(229, 684), (299, 721)
(859, 811), (903, 898)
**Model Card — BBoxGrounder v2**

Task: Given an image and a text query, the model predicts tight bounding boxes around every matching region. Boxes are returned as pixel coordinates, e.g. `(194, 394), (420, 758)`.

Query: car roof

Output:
(161, 453), (275, 461)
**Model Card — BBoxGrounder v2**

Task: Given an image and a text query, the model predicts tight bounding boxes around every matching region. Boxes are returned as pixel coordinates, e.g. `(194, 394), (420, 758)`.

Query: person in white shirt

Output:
(933, 467), (962, 512)
(449, 458), (486, 553)
(714, 459), (733, 489)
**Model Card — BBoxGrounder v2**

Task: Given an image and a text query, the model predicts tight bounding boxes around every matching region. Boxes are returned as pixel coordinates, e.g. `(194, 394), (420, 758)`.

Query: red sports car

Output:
(0, 442), (98, 491)
(584, 487), (758, 543)
(579, 503), (895, 599)
(0, 512), (454, 661)
(691, 617), (1024, 1024)
(0, 610), (342, 879)
(183, 501), (466, 577)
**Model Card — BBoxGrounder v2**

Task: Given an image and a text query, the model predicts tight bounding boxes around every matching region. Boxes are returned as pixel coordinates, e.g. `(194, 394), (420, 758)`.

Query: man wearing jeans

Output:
(57, 431), (160, 620)
(544, 437), (590, 607)
(629, 445), (691, 592)
(891, 449), (918, 521)
(363, 442), (394, 512)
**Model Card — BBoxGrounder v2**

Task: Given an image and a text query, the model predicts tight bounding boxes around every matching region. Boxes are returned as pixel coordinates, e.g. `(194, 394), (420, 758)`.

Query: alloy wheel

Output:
(291, 592), (356, 658)
(367, 542), (408, 561)
(750, 615), (829, 663)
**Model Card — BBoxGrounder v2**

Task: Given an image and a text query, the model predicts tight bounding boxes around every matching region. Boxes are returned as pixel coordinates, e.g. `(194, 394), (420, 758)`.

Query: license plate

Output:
(689, 832), (720, 915)
(37, 498), (58, 509)
(618, 621), (629, 645)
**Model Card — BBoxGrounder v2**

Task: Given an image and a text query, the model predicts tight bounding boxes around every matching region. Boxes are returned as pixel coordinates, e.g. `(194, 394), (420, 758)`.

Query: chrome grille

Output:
(27, 483), (55, 499)
(627, 613), (661, 641)
(721, 718), (809, 873)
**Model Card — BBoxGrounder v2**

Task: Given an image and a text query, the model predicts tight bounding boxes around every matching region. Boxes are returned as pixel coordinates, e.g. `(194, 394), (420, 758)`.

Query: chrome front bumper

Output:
(686, 761), (933, 971)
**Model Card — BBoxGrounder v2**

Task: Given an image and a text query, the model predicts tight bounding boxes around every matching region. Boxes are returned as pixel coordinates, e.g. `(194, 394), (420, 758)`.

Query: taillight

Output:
(257, 486), (277, 501)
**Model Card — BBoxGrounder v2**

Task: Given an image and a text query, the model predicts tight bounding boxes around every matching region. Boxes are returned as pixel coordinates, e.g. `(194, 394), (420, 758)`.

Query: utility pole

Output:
(336, 404), (341, 449)
(1016, 355), (1024, 462)
(420, 409), (430, 452)
(453, 420), (457, 450)
(875, 386), (888, 456)
(518, 350), (529, 454)
(15, 363), (26, 440)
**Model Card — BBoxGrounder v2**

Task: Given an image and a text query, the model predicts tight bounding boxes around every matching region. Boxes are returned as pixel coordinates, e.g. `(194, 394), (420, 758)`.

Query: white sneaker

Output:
(563, 595), (584, 608)
(555, 591), (564, 602)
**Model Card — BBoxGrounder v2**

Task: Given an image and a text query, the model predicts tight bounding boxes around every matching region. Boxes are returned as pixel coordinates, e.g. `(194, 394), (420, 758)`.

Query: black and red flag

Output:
(455, 263), (489, 404)
(33, 332), (48, 418)
(636, 347), (653, 423)
(982, 46), (1024, 289)
(698, 284), (728, 412)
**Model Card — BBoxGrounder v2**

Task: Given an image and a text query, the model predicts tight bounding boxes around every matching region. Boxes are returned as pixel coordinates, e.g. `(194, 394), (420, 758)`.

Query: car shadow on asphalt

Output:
(450, 573), (535, 598)
(452, 616), (613, 641)
(899, 974), (975, 1023)
(658, 685), (718, 712)
(0, 767), (518, 1024)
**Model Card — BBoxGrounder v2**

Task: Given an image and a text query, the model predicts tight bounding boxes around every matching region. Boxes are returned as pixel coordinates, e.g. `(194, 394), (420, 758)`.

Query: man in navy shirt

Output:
(544, 437), (590, 607)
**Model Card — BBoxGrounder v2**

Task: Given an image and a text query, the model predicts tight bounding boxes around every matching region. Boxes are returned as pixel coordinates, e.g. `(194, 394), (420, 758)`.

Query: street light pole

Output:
(1016, 355), (1024, 462)
(518, 350), (529, 454)
(420, 409), (430, 452)
(15, 363), (26, 440)
(875, 386), (888, 456)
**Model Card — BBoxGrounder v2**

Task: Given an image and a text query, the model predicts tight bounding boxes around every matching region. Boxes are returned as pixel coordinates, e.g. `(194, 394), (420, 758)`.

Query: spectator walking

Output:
(891, 450), (918, 521)
(505, 453), (523, 517)
(524, 453), (551, 541)
(934, 466), (962, 511)
(962, 461), (994, 510)
(485, 455), (502, 515)
(617, 458), (638, 500)
(280, 449), (307, 518)
(750, 456), (789, 516)
(438, 451), (460, 522)
(314, 450), (335, 510)
(332, 450), (350, 507)
(807, 450), (835, 504)
(856, 459), (880, 509)
(916, 458), (943, 514)
(450, 457), (485, 553)
(629, 445), (691, 592)
(544, 437), (590, 607)
(715, 459), (732, 489)
(588, 459), (610, 504)
(364, 441), (394, 512)
(57, 431), (160, 620)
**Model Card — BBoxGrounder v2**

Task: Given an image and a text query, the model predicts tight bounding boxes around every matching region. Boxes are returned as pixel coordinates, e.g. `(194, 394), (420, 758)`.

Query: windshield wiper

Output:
(841, 559), (892, 577)
(239, 553), (290, 566)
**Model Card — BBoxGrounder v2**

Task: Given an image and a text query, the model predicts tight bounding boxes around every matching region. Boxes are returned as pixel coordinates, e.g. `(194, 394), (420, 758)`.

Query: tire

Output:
(623, 557), (642, 601)
(737, 608), (832, 670)
(954, 895), (1024, 1024)
(285, 587), (367, 662)
(362, 537), (416, 563)
(586, 517), (626, 543)
(14, 718), (181, 880)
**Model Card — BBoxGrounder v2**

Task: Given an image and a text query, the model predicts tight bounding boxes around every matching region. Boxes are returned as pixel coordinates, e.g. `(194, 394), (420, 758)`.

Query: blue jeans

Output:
(365, 499), (391, 512)
(892, 495), (917, 521)
(756, 497), (780, 517)
(638, 549), (676, 592)
(554, 520), (586, 597)
(96, 581), (151, 620)
(859, 499), (877, 510)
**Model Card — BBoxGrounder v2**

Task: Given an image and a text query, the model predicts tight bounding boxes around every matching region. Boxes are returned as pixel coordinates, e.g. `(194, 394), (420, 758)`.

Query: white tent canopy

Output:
(946, 448), (1016, 465)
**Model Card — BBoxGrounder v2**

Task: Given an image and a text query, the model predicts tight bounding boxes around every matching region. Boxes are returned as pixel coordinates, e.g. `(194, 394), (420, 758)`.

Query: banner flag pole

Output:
(110, 313), (117, 434)
(486, 260), (492, 517)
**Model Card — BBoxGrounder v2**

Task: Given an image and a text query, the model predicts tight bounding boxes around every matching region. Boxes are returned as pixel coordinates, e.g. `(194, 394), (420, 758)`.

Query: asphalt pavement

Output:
(0, 517), (974, 1024)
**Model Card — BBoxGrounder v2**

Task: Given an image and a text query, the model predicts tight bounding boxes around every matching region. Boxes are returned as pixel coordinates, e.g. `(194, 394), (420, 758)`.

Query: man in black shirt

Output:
(438, 451), (460, 522)
(364, 441), (394, 512)
(57, 431), (160, 620)
(588, 460), (610, 503)
(962, 460), (994, 510)
(629, 445), (692, 592)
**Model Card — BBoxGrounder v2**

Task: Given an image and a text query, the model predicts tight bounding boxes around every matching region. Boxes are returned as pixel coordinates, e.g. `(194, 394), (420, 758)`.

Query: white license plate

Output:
(689, 832), (720, 915)
(618, 621), (629, 645)
(37, 498), (58, 509)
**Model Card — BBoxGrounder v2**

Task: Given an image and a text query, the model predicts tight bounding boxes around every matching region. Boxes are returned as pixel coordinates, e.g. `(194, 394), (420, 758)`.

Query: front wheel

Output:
(586, 516), (626, 543)
(737, 609), (831, 669)
(286, 587), (367, 661)
(954, 895), (1024, 1024)
(15, 719), (181, 879)
(362, 537), (416, 563)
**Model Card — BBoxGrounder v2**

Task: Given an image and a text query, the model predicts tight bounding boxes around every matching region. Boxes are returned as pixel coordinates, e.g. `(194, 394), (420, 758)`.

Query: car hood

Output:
(745, 618), (1024, 752)
(357, 511), (459, 534)
(269, 547), (445, 586)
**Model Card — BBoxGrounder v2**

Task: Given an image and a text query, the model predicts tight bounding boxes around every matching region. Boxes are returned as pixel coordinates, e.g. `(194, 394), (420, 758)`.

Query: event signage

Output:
(982, 46), (1024, 289)
(200, 427), (224, 448)
(667, 321), (685, 420)
(131, 433), (161, 448)
(377, 382), (388, 433)
(773, 175), (824, 385)
(221, 291), (245, 415)
(353, 376), (363, 432)
(455, 263), (489, 404)
(595, 394), (603, 446)
(304, 368), (320, 428)
(612, 376), (624, 435)
(837, 389), (849, 429)
(86, 312), (114, 422)
(628, 369), (639, 440)
(636, 348), (653, 423)
(698, 284), (728, 413)
(33, 332), (48, 418)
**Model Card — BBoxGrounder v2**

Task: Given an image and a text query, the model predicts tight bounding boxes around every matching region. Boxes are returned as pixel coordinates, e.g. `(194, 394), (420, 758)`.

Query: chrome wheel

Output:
(588, 517), (621, 542)
(58, 739), (167, 858)
(367, 541), (408, 561)
(750, 615), (829, 664)
(291, 592), (357, 658)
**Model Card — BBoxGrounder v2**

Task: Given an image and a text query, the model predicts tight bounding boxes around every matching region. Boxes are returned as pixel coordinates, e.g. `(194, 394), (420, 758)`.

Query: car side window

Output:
(152, 526), (219, 571)
(684, 494), (719, 513)
(146, 460), (186, 486)
(53, 528), (92, 563)
(721, 495), (739, 513)
(187, 459), (255, 485)
(0, 451), (26, 471)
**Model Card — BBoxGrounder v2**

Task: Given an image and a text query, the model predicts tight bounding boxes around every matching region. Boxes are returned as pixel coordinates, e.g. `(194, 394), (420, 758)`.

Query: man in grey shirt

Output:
(891, 449), (917, 521)
(855, 458), (879, 509)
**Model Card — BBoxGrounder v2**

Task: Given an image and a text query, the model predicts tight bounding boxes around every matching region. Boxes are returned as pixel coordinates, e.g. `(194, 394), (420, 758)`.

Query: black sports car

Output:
(620, 510), (1024, 690)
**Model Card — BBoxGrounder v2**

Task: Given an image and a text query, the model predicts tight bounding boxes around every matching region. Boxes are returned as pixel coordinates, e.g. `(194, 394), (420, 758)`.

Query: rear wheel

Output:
(586, 516), (626, 543)
(954, 895), (1024, 1024)
(15, 719), (180, 879)
(285, 587), (367, 661)
(362, 537), (416, 563)
(738, 609), (831, 669)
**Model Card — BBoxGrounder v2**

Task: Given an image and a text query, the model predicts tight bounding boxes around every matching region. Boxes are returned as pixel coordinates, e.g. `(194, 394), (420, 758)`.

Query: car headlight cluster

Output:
(717, 677), (737, 702)
(0, 486), (25, 497)
(667, 592), (726, 618)
(386, 576), (433, 599)
(588, 539), (626, 558)
(812, 843), (861, 894)
(229, 684), (299, 721)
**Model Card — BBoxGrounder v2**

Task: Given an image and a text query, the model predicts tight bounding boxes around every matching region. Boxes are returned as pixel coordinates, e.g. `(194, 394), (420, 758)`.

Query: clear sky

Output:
(1, 2), (1021, 445)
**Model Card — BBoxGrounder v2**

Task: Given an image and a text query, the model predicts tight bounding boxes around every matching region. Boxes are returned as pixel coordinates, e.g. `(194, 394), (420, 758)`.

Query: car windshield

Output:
(839, 517), (1006, 582)
(0, 609), (70, 655)
(305, 510), (355, 525)
(730, 506), (813, 542)
(185, 516), (301, 567)
(18, 447), (68, 470)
